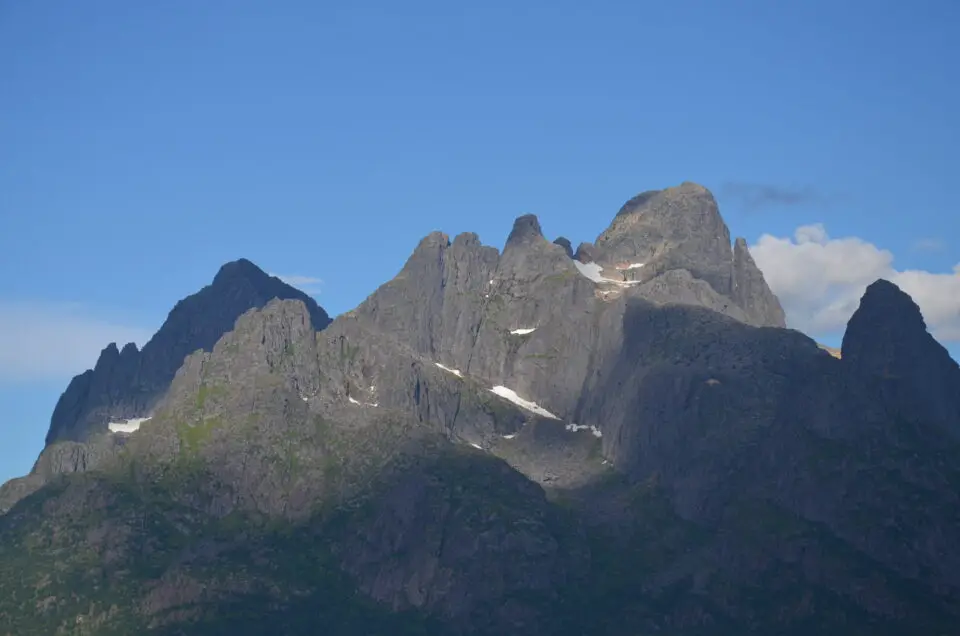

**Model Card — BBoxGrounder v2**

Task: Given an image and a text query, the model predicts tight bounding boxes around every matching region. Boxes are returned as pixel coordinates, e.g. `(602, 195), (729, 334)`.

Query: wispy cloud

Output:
(750, 224), (960, 342)
(911, 237), (945, 252)
(271, 273), (324, 296)
(719, 182), (832, 212)
(0, 301), (153, 382)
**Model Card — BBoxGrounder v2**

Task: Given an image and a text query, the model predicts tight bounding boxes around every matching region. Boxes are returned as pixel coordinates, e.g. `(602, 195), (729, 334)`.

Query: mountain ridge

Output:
(2, 182), (958, 635)
(45, 258), (331, 446)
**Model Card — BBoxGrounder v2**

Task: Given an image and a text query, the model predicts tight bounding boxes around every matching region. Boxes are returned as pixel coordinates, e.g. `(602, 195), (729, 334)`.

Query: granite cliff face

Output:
(0, 259), (331, 516)
(1, 183), (957, 636)
(592, 182), (786, 327)
(842, 279), (960, 440)
(45, 258), (331, 445)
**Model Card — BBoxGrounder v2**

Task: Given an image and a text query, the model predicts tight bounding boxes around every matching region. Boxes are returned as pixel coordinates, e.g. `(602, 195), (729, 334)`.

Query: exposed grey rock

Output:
(505, 213), (545, 248)
(594, 182), (734, 295)
(3, 184), (958, 635)
(552, 236), (574, 259)
(335, 452), (585, 632)
(842, 279), (960, 440)
(634, 268), (752, 323)
(0, 435), (127, 514)
(573, 241), (596, 263)
(732, 236), (787, 327)
(45, 258), (331, 445)
(589, 182), (784, 327)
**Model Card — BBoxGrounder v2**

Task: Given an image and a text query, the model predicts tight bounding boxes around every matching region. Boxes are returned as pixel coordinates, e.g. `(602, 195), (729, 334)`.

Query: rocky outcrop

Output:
(591, 183), (785, 327)
(335, 452), (585, 632)
(552, 236), (574, 258)
(3, 184), (958, 635)
(0, 436), (126, 514)
(732, 236), (787, 327)
(595, 183), (735, 294)
(45, 258), (331, 445)
(842, 279), (960, 440)
(1, 259), (333, 515)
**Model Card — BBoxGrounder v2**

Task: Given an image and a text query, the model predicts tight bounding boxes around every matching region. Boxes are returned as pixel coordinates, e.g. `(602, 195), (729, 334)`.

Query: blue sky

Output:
(1, 0), (958, 483)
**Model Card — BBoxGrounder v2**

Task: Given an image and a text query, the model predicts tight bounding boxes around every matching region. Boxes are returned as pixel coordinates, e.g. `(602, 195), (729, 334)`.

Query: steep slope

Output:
(592, 182), (785, 327)
(317, 183), (783, 463)
(3, 280), (957, 635)
(0, 259), (332, 515)
(842, 279), (960, 440)
(46, 258), (331, 445)
(2, 183), (958, 635)
(2, 297), (586, 635)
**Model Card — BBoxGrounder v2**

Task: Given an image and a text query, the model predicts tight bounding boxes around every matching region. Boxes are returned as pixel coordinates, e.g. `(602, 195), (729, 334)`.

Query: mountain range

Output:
(2, 182), (958, 635)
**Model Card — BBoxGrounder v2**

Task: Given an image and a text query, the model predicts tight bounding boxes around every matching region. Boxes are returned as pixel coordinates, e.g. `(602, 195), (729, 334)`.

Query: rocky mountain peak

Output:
(593, 182), (732, 293)
(578, 183), (785, 327)
(553, 236), (574, 259)
(212, 257), (266, 284)
(842, 278), (960, 439)
(119, 342), (139, 357)
(505, 213), (545, 248)
(452, 231), (483, 249)
(43, 258), (332, 445)
(4, 186), (960, 635)
(94, 342), (120, 367)
(573, 242), (597, 263)
(842, 279), (928, 364)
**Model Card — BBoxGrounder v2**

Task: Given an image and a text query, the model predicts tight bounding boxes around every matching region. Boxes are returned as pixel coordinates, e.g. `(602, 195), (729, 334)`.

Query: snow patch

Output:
(470, 442), (482, 450)
(435, 362), (462, 377)
(489, 386), (559, 419)
(573, 260), (642, 286)
(108, 417), (150, 434)
(347, 396), (378, 407)
(625, 262), (645, 270)
(574, 260), (605, 283)
(502, 433), (517, 439)
(510, 327), (536, 335)
(565, 422), (603, 438)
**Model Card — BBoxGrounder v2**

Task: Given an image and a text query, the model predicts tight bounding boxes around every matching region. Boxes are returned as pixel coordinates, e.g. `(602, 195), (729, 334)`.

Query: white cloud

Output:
(0, 302), (153, 382)
(271, 273), (324, 295)
(750, 224), (960, 341)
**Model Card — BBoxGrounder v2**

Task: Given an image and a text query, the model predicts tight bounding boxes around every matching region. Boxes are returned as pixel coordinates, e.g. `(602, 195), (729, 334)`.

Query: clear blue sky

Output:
(1, 0), (958, 483)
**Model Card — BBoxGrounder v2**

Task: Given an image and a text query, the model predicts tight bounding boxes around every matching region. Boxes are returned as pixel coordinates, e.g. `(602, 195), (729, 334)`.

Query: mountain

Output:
(2, 183), (958, 636)
(46, 258), (331, 446)
(0, 260), (331, 515)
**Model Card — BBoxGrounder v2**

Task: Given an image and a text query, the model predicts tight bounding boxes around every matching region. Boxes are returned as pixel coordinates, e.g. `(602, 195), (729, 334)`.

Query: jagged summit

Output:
(212, 256), (270, 283)
(552, 236), (574, 258)
(843, 279), (929, 358)
(44, 258), (332, 445)
(505, 213), (545, 248)
(595, 182), (731, 287)
(3, 185), (960, 635)
(576, 182), (785, 327)
(842, 278), (960, 439)
(384, 182), (784, 329)
(852, 278), (926, 327)
(119, 341), (139, 356)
